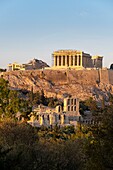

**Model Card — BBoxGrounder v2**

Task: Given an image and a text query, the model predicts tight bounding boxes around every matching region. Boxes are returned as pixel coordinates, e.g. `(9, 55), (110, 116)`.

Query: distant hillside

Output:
(2, 68), (113, 102)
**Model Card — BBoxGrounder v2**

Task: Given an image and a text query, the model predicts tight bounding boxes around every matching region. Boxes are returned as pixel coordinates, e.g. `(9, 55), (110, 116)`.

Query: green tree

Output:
(0, 78), (31, 119)
(84, 102), (113, 169)
(0, 119), (38, 170)
(0, 78), (10, 116)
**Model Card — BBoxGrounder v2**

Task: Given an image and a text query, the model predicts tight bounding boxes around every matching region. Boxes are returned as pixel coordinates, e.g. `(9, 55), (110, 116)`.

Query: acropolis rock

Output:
(2, 68), (113, 102)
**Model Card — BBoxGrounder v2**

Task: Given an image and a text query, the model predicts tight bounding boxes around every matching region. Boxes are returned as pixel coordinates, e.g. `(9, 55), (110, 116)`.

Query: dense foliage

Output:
(0, 78), (61, 120)
(0, 121), (86, 170)
(0, 78), (31, 119)
(0, 78), (113, 170)
(28, 89), (63, 108)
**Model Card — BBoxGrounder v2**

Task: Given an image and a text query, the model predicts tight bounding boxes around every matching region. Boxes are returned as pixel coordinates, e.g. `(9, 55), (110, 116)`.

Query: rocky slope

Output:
(2, 69), (113, 101)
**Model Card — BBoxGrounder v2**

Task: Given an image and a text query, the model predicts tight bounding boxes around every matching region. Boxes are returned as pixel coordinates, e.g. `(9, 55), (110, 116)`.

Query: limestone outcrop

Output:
(2, 69), (113, 101)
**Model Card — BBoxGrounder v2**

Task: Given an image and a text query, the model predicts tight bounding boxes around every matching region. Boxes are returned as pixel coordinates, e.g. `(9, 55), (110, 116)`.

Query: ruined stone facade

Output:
(52, 50), (103, 69)
(27, 97), (81, 127)
(63, 98), (79, 116)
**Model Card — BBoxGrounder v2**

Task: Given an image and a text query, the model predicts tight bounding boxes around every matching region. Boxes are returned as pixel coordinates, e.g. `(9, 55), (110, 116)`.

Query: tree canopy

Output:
(1, 77), (113, 169)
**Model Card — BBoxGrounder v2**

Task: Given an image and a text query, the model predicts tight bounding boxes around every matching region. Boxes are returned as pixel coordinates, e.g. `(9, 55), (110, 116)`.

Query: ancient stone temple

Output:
(52, 50), (103, 69)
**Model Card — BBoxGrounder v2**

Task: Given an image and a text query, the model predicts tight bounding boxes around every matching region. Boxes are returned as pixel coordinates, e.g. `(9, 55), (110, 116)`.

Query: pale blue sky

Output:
(0, 0), (113, 68)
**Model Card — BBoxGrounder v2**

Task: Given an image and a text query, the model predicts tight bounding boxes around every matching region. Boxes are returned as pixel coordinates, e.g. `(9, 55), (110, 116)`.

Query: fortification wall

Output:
(108, 70), (113, 85)
(98, 69), (113, 85)
(68, 69), (99, 85)
(99, 69), (109, 84)
(3, 69), (113, 86)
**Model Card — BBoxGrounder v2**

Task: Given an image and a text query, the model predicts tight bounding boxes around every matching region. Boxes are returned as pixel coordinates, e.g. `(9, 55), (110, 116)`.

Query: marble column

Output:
(54, 56), (56, 66)
(77, 55), (79, 66)
(61, 115), (65, 125)
(70, 56), (73, 66)
(61, 55), (63, 66)
(75, 56), (77, 66)
(77, 55), (81, 66)
(49, 114), (53, 125)
(65, 55), (67, 67)
(63, 55), (65, 66)
(39, 115), (44, 125)
(69, 55), (71, 66)
(73, 56), (75, 66)
(57, 56), (59, 66)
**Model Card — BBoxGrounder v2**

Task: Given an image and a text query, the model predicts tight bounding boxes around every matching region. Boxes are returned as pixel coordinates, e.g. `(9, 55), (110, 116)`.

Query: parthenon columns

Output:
(65, 55), (67, 66)
(69, 56), (71, 66)
(54, 55), (82, 67)
(77, 55), (79, 66)
(73, 56), (75, 66)
(61, 55), (63, 66)
(57, 56), (59, 66)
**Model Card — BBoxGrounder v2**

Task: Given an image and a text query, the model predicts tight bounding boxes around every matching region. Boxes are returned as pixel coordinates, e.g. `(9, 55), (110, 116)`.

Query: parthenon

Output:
(52, 50), (103, 69)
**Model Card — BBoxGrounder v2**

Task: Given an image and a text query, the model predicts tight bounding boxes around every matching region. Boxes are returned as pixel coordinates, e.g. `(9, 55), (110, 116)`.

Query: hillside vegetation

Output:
(0, 77), (113, 169)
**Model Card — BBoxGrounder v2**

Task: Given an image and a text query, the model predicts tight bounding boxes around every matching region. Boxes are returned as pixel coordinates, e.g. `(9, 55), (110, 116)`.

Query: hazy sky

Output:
(0, 0), (113, 68)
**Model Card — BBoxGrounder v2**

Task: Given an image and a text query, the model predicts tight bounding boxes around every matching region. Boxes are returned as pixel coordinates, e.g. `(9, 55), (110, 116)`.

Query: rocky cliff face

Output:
(2, 69), (113, 101)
